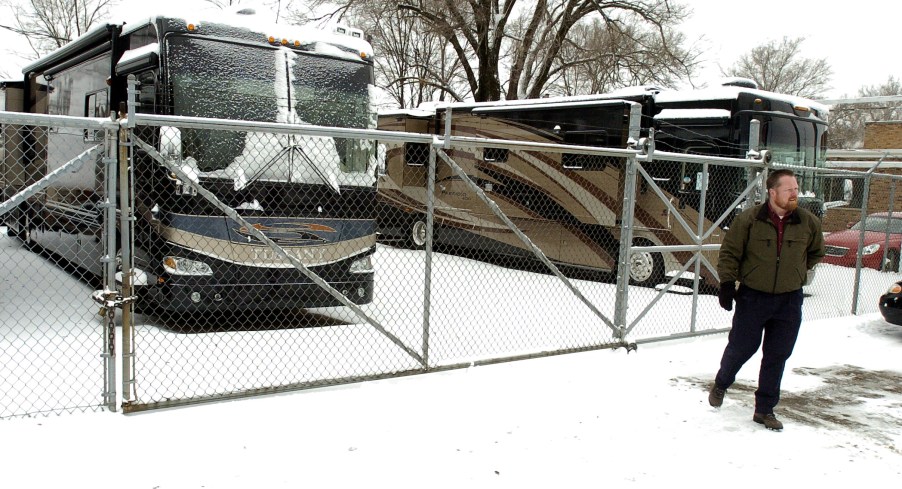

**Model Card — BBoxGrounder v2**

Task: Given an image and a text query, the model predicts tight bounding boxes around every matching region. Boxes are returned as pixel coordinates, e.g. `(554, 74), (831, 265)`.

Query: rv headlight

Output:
(349, 255), (373, 274)
(163, 256), (213, 276)
(862, 243), (881, 256)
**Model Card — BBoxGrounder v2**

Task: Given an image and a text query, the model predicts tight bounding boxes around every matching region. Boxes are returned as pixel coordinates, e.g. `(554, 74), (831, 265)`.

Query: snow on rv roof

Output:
(25, 6), (373, 75)
(22, 22), (119, 74)
(140, 7), (374, 61)
(386, 93), (643, 117)
(654, 86), (829, 116)
(654, 109), (731, 120)
(472, 98), (638, 113)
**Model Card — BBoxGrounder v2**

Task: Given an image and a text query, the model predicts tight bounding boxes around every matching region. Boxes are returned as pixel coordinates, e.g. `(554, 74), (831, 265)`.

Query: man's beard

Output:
(784, 198), (799, 212)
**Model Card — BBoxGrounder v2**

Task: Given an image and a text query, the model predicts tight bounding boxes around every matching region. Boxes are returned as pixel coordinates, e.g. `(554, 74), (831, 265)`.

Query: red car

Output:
(823, 212), (902, 271)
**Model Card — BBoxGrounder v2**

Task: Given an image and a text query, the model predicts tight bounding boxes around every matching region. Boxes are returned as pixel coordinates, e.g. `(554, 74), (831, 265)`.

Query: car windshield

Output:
(851, 216), (902, 234)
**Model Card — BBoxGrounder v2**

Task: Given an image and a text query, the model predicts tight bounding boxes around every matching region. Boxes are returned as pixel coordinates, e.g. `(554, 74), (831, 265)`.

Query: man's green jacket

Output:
(718, 202), (826, 294)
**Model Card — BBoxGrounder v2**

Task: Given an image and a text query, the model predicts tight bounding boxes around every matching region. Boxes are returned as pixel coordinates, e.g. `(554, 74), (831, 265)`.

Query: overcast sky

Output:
(681, 0), (897, 98)
(0, 0), (896, 100)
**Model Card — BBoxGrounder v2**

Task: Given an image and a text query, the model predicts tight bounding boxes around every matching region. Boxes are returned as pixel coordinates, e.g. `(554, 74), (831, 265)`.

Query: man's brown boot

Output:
(708, 385), (726, 407)
(753, 412), (784, 431)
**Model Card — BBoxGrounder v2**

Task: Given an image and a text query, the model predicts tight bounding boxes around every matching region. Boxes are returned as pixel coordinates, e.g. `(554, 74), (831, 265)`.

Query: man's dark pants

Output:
(714, 285), (804, 414)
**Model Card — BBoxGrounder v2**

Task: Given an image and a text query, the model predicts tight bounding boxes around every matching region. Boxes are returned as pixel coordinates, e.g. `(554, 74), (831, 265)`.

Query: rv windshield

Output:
(761, 115), (825, 168)
(760, 115), (827, 196)
(166, 36), (375, 180)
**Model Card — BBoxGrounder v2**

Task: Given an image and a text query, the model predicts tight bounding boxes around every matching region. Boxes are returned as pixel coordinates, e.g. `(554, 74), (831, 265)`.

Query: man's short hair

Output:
(766, 169), (796, 190)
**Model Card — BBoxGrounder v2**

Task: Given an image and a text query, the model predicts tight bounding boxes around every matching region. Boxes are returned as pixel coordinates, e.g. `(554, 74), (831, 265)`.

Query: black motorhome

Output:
(2, 10), (379, 313)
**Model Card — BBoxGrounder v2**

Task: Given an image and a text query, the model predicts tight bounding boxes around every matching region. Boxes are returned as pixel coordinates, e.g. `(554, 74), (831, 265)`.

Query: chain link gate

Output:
(615, 122), (770, 341)
(1, 111), (117, 418)
(118, 71), (428, 410)
(7, 96), (901, 417)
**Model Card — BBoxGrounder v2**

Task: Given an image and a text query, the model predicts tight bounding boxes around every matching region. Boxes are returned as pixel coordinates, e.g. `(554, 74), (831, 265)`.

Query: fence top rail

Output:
(639, 150), (764, 169)
(127, 113), (641, 158)
(128, 113), (431, 144)
(827, 148), (902, 159)
(0, 110), (111, 130)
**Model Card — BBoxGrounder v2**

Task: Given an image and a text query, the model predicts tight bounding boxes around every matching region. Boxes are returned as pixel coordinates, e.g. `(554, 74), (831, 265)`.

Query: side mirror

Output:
(159, 126), (182, 160)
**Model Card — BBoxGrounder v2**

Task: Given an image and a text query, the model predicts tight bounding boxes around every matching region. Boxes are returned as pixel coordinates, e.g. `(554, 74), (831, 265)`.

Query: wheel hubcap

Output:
(629, 251), (654, 282)
(412, 221), (427, 247)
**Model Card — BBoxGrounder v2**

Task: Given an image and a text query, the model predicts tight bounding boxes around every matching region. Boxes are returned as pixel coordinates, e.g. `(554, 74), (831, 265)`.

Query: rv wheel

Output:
(628, 239), (664, 287)
(410, 219), (428, 249)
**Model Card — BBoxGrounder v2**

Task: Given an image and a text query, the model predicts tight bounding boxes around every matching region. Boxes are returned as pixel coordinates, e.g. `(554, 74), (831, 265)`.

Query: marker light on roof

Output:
(187, 23), (198, 32)
(794, 105), (811, 112)
(281, 38), (288, 46)
(268, 35), (276, 44)
(360, 52), (368, 59)
(293, 40), (300, 47)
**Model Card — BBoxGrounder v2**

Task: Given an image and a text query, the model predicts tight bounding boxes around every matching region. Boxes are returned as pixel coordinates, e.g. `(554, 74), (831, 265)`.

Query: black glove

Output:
(718, 282), (736, 311)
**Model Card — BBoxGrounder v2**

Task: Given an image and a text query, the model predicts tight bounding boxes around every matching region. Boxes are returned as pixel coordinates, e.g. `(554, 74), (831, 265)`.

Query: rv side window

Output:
(562, 153), (607, 170)
(484, 147), (508, 163)
(405, 142), (429, 166)
(84, 89), (109, 142)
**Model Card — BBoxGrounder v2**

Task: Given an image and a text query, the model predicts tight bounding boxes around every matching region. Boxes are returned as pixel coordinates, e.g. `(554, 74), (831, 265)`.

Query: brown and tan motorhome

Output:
(376, 84), (829, 288)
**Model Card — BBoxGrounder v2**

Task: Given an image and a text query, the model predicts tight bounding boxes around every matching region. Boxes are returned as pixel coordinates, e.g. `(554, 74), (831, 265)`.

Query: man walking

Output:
(708, 169), (825, 430)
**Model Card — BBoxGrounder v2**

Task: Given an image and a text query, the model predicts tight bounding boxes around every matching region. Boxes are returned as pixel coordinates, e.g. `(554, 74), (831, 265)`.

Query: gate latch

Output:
(91, 289), (137, 316)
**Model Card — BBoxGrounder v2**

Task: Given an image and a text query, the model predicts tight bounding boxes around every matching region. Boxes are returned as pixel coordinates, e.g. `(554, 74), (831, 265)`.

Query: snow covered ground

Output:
(1, 311), (901, 488)
(2, 229), (902, 486)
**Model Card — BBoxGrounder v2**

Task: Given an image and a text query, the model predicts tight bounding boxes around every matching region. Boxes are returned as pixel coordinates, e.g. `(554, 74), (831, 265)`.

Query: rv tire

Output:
(628, 239), (664, 287)
(410, 218), (429, 249)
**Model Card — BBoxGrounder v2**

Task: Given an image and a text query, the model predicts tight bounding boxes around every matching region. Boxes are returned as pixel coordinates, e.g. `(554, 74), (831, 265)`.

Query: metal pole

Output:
(852, 177), (872, 314)
(689, 162), (710, 333)
(614, 152), (640, 344)
(883, 180), (896, 271)
(851, 156), (885, 314)
(101, 124), (118, 411)
(120, 76), (138, 402)
(422, 143), (437, 368)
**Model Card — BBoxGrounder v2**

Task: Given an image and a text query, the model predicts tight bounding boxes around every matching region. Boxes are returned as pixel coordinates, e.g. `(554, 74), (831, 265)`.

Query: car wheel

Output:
(883, 249), (900, 273)
(628, 239), (665, 287)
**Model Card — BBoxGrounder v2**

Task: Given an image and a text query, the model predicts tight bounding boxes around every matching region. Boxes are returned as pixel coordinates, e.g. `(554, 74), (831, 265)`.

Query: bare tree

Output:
(289, 0), (698, 103)
(375, 11), (467, 106)
(722, 37), (832, 99)
(0, 0), (115, 58)
(550, 14), (698, 97)
(828, 77), (902, 149)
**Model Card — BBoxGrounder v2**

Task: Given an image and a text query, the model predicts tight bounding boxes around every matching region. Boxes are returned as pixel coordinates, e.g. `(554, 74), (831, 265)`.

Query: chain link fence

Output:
(4, 106), (902, 417)
(1, 112), (116, 418)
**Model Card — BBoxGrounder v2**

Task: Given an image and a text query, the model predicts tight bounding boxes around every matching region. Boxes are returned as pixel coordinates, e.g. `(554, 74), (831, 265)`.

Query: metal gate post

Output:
(100, 123), (119, 411)
(882, 180), (896, 270)
(421, 141), (438, 368)
(614, 151), (641, 343)
(120, 76), (138, 402)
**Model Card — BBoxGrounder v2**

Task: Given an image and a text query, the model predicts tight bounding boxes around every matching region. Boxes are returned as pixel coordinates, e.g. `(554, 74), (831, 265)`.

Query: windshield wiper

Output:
(245, 134), (341, 193)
